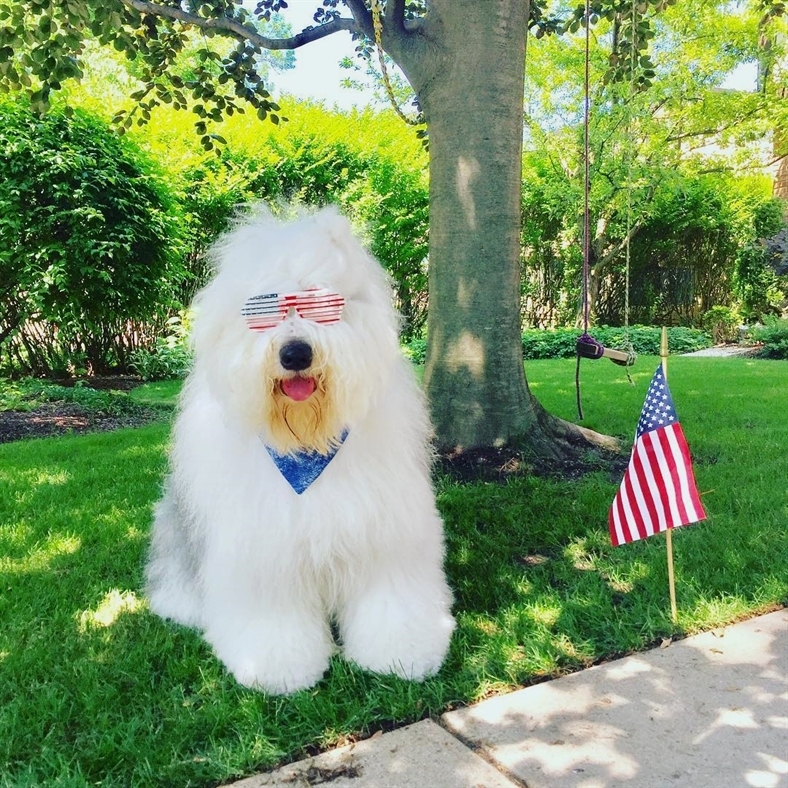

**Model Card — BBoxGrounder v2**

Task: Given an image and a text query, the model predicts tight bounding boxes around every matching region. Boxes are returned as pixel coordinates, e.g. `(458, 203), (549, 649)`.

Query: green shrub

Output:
(402, 337), (427, 364)
(403, 327), (712, 364)
(0, 97), (183, 377)
(128, 338), (192, 381)
(520, 329), (579, 359)
(0, 378), (144, 416)
(128, 315), (193, 381)
(751, 318), (788, 360)
(701, 306), (741, 344)
(733, 244), (785, 322)
(521, 326), (712, 359)
(148, 103), (430, 337)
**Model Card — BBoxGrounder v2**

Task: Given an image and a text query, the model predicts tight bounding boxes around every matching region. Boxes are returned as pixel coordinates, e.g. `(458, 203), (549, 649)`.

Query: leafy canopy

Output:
(0, 0), (692, 145)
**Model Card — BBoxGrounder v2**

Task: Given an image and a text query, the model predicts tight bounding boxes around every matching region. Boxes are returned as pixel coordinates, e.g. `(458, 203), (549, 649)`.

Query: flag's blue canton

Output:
(265, 431), (348, 494)
(636, 366), (679, 438)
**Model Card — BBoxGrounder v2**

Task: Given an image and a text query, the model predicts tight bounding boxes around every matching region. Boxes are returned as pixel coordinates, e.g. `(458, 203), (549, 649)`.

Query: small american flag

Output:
(609, 365), (706, 547)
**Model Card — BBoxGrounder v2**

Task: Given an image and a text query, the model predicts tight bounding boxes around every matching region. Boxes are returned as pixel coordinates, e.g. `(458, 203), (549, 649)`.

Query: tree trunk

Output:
(396, 0), (608, 456)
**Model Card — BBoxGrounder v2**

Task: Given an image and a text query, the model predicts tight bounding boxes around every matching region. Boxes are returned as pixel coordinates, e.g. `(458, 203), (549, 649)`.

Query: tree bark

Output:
(389, 0), (606, 456)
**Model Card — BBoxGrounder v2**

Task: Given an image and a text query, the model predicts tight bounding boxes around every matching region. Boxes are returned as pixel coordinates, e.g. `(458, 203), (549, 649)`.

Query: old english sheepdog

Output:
(145, 206), (455, 694)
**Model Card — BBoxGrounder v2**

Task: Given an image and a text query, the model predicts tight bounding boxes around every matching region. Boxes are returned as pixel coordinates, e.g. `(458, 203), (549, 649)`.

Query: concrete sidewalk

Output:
(226, 609), (788, 788)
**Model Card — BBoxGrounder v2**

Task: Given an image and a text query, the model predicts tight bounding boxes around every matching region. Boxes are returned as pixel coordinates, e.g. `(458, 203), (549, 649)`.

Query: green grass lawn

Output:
(1, 357), (786, 787)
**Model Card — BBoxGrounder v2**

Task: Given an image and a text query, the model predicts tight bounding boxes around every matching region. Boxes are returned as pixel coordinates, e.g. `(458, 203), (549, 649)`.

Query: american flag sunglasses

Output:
(242, 288), (345, 331)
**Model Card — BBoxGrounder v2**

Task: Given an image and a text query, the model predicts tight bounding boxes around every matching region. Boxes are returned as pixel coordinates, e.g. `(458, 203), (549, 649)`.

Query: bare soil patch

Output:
(0, 376), (163, 444)
(436, 444), (628, 484)
(0, 403), (162, 444)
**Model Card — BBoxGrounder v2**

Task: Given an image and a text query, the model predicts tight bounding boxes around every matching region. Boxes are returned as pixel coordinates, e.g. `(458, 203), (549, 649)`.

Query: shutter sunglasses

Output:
(242, 288), (345, 331)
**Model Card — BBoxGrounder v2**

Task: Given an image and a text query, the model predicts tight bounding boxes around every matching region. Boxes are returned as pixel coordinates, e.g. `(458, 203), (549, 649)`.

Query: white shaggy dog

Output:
(145, 206), (455, 694)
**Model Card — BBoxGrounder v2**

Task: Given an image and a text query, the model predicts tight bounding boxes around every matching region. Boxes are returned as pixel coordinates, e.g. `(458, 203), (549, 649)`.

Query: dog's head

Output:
(187, 206), (401, 454)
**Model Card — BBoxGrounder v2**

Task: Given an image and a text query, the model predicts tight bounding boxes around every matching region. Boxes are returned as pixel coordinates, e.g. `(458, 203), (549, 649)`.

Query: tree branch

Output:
(590, 187), (655, 277)
(118, 0), (359, 50)
(663, 104), (764, 143)
(344, 0), (418, 53)
(344, 0), (375, 39)
(385, 0), (407, 34)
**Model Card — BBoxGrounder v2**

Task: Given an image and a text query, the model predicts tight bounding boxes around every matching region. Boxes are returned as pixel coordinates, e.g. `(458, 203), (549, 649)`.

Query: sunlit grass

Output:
(127, 379), (182, 409)
(1, 360), (786, 787)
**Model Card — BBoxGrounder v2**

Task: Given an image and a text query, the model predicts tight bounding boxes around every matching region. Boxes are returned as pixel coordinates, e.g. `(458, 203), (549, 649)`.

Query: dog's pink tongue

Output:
(281, 376), (317, 401)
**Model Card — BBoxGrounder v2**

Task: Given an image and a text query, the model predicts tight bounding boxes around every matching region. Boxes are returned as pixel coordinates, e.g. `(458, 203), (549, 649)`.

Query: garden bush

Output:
(733, 243), (786, 322)
(403, 327), (712, 364)
(0, 97), (183, 377)
(402, 337), (427, 364)
(133, 102), (431, 338)
(0, 378), (146, 417)
(751, 318), (788, 360)
(733, 198), (788, 321)
(521, 325), (712, 359)
(701, 306), (741, 344)
(128, 314), (193, 381)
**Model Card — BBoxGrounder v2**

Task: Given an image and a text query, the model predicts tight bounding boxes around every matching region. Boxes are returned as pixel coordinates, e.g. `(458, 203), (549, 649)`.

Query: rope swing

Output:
(575, 0), (637, 420)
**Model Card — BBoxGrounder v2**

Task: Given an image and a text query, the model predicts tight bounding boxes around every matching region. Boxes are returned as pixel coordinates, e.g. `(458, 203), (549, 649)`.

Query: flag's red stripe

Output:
(642, 431), (677, 533)
(655, 426), (689, 526)
(635, 438), (660, 537)
(623, 453), (649, 540)
(665, 424), (707, 524)
(610, 484), (626, 545)
(608, 487), (626, 546)
(621, 461), (649, 541)
(647, 427), (682, 528)
(610, 487), (629, 546)
(630, 436), (665, 538)
(674, 424), (706, 520)
(617, 482), (637, 545)
(613, 440), (645, 545)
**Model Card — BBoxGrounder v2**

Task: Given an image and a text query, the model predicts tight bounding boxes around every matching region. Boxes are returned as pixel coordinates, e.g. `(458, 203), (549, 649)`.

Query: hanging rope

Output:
(582, 0), (592, 339)
(620, 0), (637, 369)
(576, 0), (593, 419)
(575, 0), (636, 420)
(370, 0), (422, 126)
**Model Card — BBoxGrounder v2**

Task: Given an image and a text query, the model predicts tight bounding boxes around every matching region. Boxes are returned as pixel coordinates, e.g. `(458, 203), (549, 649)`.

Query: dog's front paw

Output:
(225, 651), (329, 694)
(341, 595), (455, 682)
(206, 617), (335, 694)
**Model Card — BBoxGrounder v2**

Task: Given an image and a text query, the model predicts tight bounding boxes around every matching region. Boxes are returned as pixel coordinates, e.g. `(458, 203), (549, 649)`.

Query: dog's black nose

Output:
(279, 340), (313, 371)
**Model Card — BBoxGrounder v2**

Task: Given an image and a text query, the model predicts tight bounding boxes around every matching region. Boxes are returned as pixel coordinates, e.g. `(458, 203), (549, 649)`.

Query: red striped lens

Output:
(242, 288), (345, 331)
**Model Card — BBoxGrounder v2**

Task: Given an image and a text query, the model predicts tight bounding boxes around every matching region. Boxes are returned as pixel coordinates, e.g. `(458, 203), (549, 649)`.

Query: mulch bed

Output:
(436, 444), (628, 484)
(0, 402), (163, 444)
(0, 376), (162, 445)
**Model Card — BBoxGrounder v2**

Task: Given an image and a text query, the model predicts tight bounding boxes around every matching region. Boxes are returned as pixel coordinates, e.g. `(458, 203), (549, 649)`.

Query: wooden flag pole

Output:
(660, 326), (678, 624)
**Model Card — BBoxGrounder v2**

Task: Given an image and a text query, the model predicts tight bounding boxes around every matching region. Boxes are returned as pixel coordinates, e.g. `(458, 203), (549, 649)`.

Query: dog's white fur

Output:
(145, 206), (455, 694)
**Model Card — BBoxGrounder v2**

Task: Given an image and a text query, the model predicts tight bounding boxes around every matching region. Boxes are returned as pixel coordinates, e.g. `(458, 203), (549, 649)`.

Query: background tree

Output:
(520, 0), (787, 325)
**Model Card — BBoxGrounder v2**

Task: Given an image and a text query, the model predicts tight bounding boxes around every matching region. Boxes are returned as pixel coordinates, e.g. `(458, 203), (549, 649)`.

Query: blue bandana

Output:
(265, 431), (348, 494)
